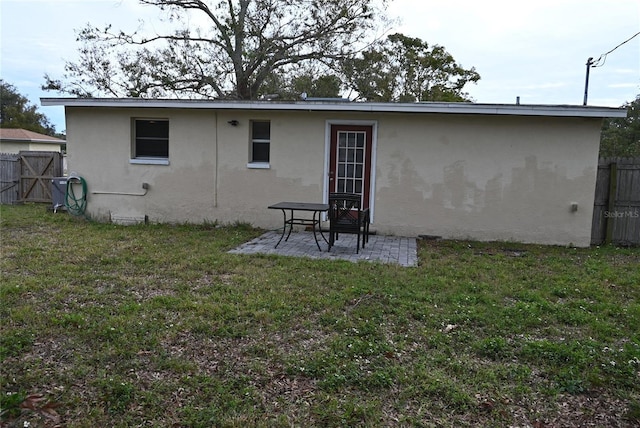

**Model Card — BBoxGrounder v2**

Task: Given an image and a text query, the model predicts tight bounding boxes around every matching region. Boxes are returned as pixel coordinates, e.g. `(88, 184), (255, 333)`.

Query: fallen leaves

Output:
(9, 393), (61, 426)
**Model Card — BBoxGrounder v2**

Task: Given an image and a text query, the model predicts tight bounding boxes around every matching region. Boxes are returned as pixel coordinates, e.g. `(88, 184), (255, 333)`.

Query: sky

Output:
(1, 0), (639, 134)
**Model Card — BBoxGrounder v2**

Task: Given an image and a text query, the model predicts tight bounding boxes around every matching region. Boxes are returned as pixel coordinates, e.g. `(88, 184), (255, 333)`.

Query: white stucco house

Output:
(41, 97), (626, 247)
(0, 128), (66, 153)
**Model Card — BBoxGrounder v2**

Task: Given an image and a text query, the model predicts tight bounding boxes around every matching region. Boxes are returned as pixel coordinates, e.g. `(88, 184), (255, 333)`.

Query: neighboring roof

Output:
(41, 97), (627, 119)
(0, 128), (66, 143)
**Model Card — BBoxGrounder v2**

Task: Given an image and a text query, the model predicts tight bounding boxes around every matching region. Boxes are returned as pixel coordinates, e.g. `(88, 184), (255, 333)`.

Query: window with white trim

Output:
(133, 119), (169, 161)
(250, 120), (270, 164)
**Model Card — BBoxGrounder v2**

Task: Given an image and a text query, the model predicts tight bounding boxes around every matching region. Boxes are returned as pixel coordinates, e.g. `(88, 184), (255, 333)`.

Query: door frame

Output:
(324, 120), (378, 222)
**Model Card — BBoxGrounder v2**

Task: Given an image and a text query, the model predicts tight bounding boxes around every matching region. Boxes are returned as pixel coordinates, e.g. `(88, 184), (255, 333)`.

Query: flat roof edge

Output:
(40, 97), (628, 118)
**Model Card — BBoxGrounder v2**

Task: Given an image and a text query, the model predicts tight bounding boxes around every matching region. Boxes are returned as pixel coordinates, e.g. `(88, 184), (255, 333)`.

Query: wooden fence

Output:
(0, 151), (64, 205)
(591, 157), (640, 246)
(0, 153), (20, 204)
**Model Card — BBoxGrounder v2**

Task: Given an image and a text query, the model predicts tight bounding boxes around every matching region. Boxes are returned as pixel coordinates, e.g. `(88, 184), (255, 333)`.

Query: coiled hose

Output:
(65, 175), (87, 217)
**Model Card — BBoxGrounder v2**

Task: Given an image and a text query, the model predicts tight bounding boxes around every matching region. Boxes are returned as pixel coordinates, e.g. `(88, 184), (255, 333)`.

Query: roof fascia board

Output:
(41, 97), (627, 118)
(0, 138), (65, 143)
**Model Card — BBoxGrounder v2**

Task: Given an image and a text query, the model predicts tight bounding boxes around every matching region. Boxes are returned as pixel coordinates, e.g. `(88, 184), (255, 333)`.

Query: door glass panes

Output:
(335, 130), (366, 199)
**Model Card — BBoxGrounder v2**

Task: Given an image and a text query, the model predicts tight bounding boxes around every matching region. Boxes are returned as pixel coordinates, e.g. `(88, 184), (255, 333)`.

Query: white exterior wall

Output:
(65, 107), (602, 246)
(0, 142), (62, 153)
(373, 113), (601, 246)
(215, 110), (328, 226)
(65, 108), (330, 226)
(66, 108), (217, 224)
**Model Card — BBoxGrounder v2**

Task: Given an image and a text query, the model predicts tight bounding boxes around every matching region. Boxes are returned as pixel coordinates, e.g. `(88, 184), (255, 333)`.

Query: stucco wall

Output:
(214, 110), (329, 226)
(0, 142), (62, 153)
(65, 107), (602, 246)
(66, 108), (218, 224)
(373, 114), (601, 246)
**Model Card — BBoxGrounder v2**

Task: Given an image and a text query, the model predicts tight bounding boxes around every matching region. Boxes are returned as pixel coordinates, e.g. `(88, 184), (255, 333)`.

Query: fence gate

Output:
(0, 153), (20, 204)
(18, 151), (63, 204)
(591, 157), (640, 246)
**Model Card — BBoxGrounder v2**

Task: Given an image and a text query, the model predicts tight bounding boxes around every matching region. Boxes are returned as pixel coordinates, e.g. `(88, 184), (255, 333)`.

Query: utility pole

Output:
(583, 57), (594, 106)
(582, 31), (640, 106)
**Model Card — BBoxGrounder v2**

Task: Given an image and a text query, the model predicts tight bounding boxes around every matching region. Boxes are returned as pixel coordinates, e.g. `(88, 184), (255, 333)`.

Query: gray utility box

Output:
(51, 177), (68, 212)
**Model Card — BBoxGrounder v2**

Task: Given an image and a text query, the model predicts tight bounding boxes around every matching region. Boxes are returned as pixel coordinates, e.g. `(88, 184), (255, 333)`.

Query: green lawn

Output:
(1, 204), (639, 427)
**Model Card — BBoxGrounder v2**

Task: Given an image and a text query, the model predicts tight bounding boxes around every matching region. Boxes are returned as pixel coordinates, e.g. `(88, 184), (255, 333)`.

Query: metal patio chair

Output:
(328, 192), (370, 254)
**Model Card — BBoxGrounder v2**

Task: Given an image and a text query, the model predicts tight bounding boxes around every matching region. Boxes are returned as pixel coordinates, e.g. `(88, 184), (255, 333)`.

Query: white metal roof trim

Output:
(40, 97), (627, 118)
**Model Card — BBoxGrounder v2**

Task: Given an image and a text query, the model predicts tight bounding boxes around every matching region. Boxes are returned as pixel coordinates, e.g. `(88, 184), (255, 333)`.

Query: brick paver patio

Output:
(229, 230), (418, 267)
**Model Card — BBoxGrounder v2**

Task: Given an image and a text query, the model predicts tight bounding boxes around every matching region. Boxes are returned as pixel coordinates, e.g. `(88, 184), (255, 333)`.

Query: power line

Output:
(583, 31), (640, 105)
(592, 31), (640, 68)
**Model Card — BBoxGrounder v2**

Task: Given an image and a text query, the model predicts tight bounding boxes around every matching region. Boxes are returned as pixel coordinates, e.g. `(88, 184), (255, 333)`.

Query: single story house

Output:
(0, 128), (66, 153)
(41, 98), (626, 247)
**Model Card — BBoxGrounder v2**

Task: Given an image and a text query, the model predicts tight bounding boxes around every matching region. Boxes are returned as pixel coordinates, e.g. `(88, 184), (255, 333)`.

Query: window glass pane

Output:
(252, 121), (270, 140)
(347, 149), (355, 162)
(355, 180), (363, 193)
(356, 164), (363, 178)
(137, 139), (169, 157)
(347, 164), (354, 177)
(135, 119), (168, 158)
(348, 133), (355, 147)
(338, 179), (345, 192)
(251, 121), (270, 163)
(356, 149), (363, 163)
(346, 180), (354, 193)
(138, 120), (168, 138)
(339, 133), (346, 146)
(339, 148), (346, 162)
(356, 133), (365, 147)
(338, 164), (345, 177)
(253, 142), (270, 162)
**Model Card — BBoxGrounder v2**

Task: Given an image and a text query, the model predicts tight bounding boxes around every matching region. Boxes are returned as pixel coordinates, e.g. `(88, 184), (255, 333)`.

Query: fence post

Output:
(604, 161), (617, 245)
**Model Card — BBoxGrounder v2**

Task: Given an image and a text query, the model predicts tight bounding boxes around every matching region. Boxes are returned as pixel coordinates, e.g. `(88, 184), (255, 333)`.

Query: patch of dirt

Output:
(508, 391), (638, 428)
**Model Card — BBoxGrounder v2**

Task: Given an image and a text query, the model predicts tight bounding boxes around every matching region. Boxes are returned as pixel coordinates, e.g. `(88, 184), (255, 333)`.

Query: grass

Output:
(1, 204), (639, 427)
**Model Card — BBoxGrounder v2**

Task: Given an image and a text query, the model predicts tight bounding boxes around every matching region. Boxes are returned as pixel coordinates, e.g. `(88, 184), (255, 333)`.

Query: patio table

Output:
(268, 201), (329, 251)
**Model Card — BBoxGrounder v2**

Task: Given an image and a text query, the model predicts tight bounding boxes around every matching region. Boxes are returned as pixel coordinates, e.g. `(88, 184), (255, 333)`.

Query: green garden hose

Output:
(65, 175), (87, 217)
